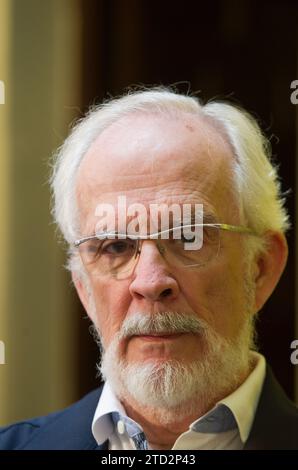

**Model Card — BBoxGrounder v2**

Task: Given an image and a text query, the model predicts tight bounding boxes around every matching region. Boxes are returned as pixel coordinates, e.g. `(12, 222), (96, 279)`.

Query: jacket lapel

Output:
(244, 365), (298, 449)
(21, 387), (103, 450)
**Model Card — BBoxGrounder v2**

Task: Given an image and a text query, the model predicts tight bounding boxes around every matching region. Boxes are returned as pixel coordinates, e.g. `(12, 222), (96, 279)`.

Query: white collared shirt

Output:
(92, 351), (266, 450)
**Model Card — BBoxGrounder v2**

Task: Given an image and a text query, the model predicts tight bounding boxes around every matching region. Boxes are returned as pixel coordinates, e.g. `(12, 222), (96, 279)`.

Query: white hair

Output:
(51, 87), (289, 256)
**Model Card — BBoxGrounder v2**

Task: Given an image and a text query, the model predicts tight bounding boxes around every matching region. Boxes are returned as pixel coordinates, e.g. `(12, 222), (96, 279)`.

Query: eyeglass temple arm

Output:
(215, 223), (256, 235)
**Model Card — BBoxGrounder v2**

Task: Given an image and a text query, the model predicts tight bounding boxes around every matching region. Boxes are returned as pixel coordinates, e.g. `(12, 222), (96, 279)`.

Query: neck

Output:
(121, 366), (251, 450)
(122, 400), (199, 449)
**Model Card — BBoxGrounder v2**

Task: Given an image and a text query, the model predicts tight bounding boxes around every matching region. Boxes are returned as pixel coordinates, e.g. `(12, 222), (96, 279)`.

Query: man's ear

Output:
(254, 231), (288, 312)
(72, 271), (96, 323)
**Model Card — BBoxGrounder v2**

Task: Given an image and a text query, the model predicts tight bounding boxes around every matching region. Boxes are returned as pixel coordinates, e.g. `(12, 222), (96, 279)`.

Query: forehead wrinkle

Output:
(76, 155), (229, 200)
(76, 171), (235, 234)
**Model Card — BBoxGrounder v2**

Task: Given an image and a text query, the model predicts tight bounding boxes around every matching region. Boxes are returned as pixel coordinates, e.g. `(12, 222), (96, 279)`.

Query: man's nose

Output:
(129, 241), (180, 302)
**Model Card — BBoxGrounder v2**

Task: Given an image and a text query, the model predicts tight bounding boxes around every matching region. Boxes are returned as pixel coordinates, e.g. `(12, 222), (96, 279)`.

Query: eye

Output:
(161, 226), (195, 245)
(181, 232), (196, 243)
(176, 226), (198, 244)
(101, 239), (136, 256)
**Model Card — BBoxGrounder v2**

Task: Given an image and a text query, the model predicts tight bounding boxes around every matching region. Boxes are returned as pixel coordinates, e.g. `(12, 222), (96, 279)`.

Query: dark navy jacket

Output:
(0, 366), (297, 450)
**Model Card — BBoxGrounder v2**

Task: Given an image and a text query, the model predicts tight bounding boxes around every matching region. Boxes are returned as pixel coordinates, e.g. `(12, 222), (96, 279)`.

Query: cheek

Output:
(180, 259), (248, 339)
(90, 278), (131, 346)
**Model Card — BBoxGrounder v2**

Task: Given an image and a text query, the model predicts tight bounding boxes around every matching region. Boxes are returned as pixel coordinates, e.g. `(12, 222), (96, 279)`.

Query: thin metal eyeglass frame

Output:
(73, 223), (257, 247)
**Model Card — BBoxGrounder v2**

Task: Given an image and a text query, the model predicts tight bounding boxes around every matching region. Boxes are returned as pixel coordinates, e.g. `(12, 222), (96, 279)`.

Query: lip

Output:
(133, 333), (184, 341)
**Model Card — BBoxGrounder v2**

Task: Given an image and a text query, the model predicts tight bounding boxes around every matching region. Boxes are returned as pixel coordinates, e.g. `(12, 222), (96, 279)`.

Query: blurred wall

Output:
(0, 0), (82, 425)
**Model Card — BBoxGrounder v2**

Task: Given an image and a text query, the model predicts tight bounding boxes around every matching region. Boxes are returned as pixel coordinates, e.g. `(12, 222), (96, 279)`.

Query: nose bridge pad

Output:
(135, 238), (141, 258)
(156, 240), (166, 256)
(128, 239), (141, 278)
(134, 239), (166, 264)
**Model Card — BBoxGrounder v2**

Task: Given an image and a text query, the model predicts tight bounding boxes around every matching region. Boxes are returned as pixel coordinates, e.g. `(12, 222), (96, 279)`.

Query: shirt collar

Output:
(92, 381), (125, 444)
(92, 381), (144, 445)
(218, 351), (266, 442)
(92, 351), (266, 446)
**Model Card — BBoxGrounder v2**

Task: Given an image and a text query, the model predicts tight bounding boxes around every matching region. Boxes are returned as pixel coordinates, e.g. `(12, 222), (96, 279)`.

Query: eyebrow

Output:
(181, 211), (218, 226)
(202, 212), (218, 224)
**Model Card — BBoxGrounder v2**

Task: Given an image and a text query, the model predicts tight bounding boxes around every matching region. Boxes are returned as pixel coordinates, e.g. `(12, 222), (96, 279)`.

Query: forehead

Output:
(76, 112), (239, 230)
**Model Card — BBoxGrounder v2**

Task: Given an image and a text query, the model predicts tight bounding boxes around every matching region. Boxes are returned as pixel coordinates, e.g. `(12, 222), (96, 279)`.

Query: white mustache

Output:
(119, 312), (208, 339)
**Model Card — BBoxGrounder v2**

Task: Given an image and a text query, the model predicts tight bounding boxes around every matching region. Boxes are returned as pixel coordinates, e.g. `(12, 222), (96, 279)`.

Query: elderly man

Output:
(1, 88), (297, 450)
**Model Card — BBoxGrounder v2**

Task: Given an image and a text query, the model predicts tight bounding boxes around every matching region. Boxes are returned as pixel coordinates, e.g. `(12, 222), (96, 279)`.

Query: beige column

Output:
(0, 0), (11, 418)
(0, 0), (82, 424)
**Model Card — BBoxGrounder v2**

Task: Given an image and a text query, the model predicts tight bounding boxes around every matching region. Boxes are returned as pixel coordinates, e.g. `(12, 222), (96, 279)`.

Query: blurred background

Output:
(0, 0), (297, 425)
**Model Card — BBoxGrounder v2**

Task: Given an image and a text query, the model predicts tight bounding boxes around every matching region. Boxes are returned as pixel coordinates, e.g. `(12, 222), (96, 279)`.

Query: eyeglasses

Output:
(74, 223), (256, 280)
(74, 224), (256, 279)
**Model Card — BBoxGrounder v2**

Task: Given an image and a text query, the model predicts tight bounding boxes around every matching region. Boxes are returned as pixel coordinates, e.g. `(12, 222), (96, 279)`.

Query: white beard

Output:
(99, 311), (254, 425)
